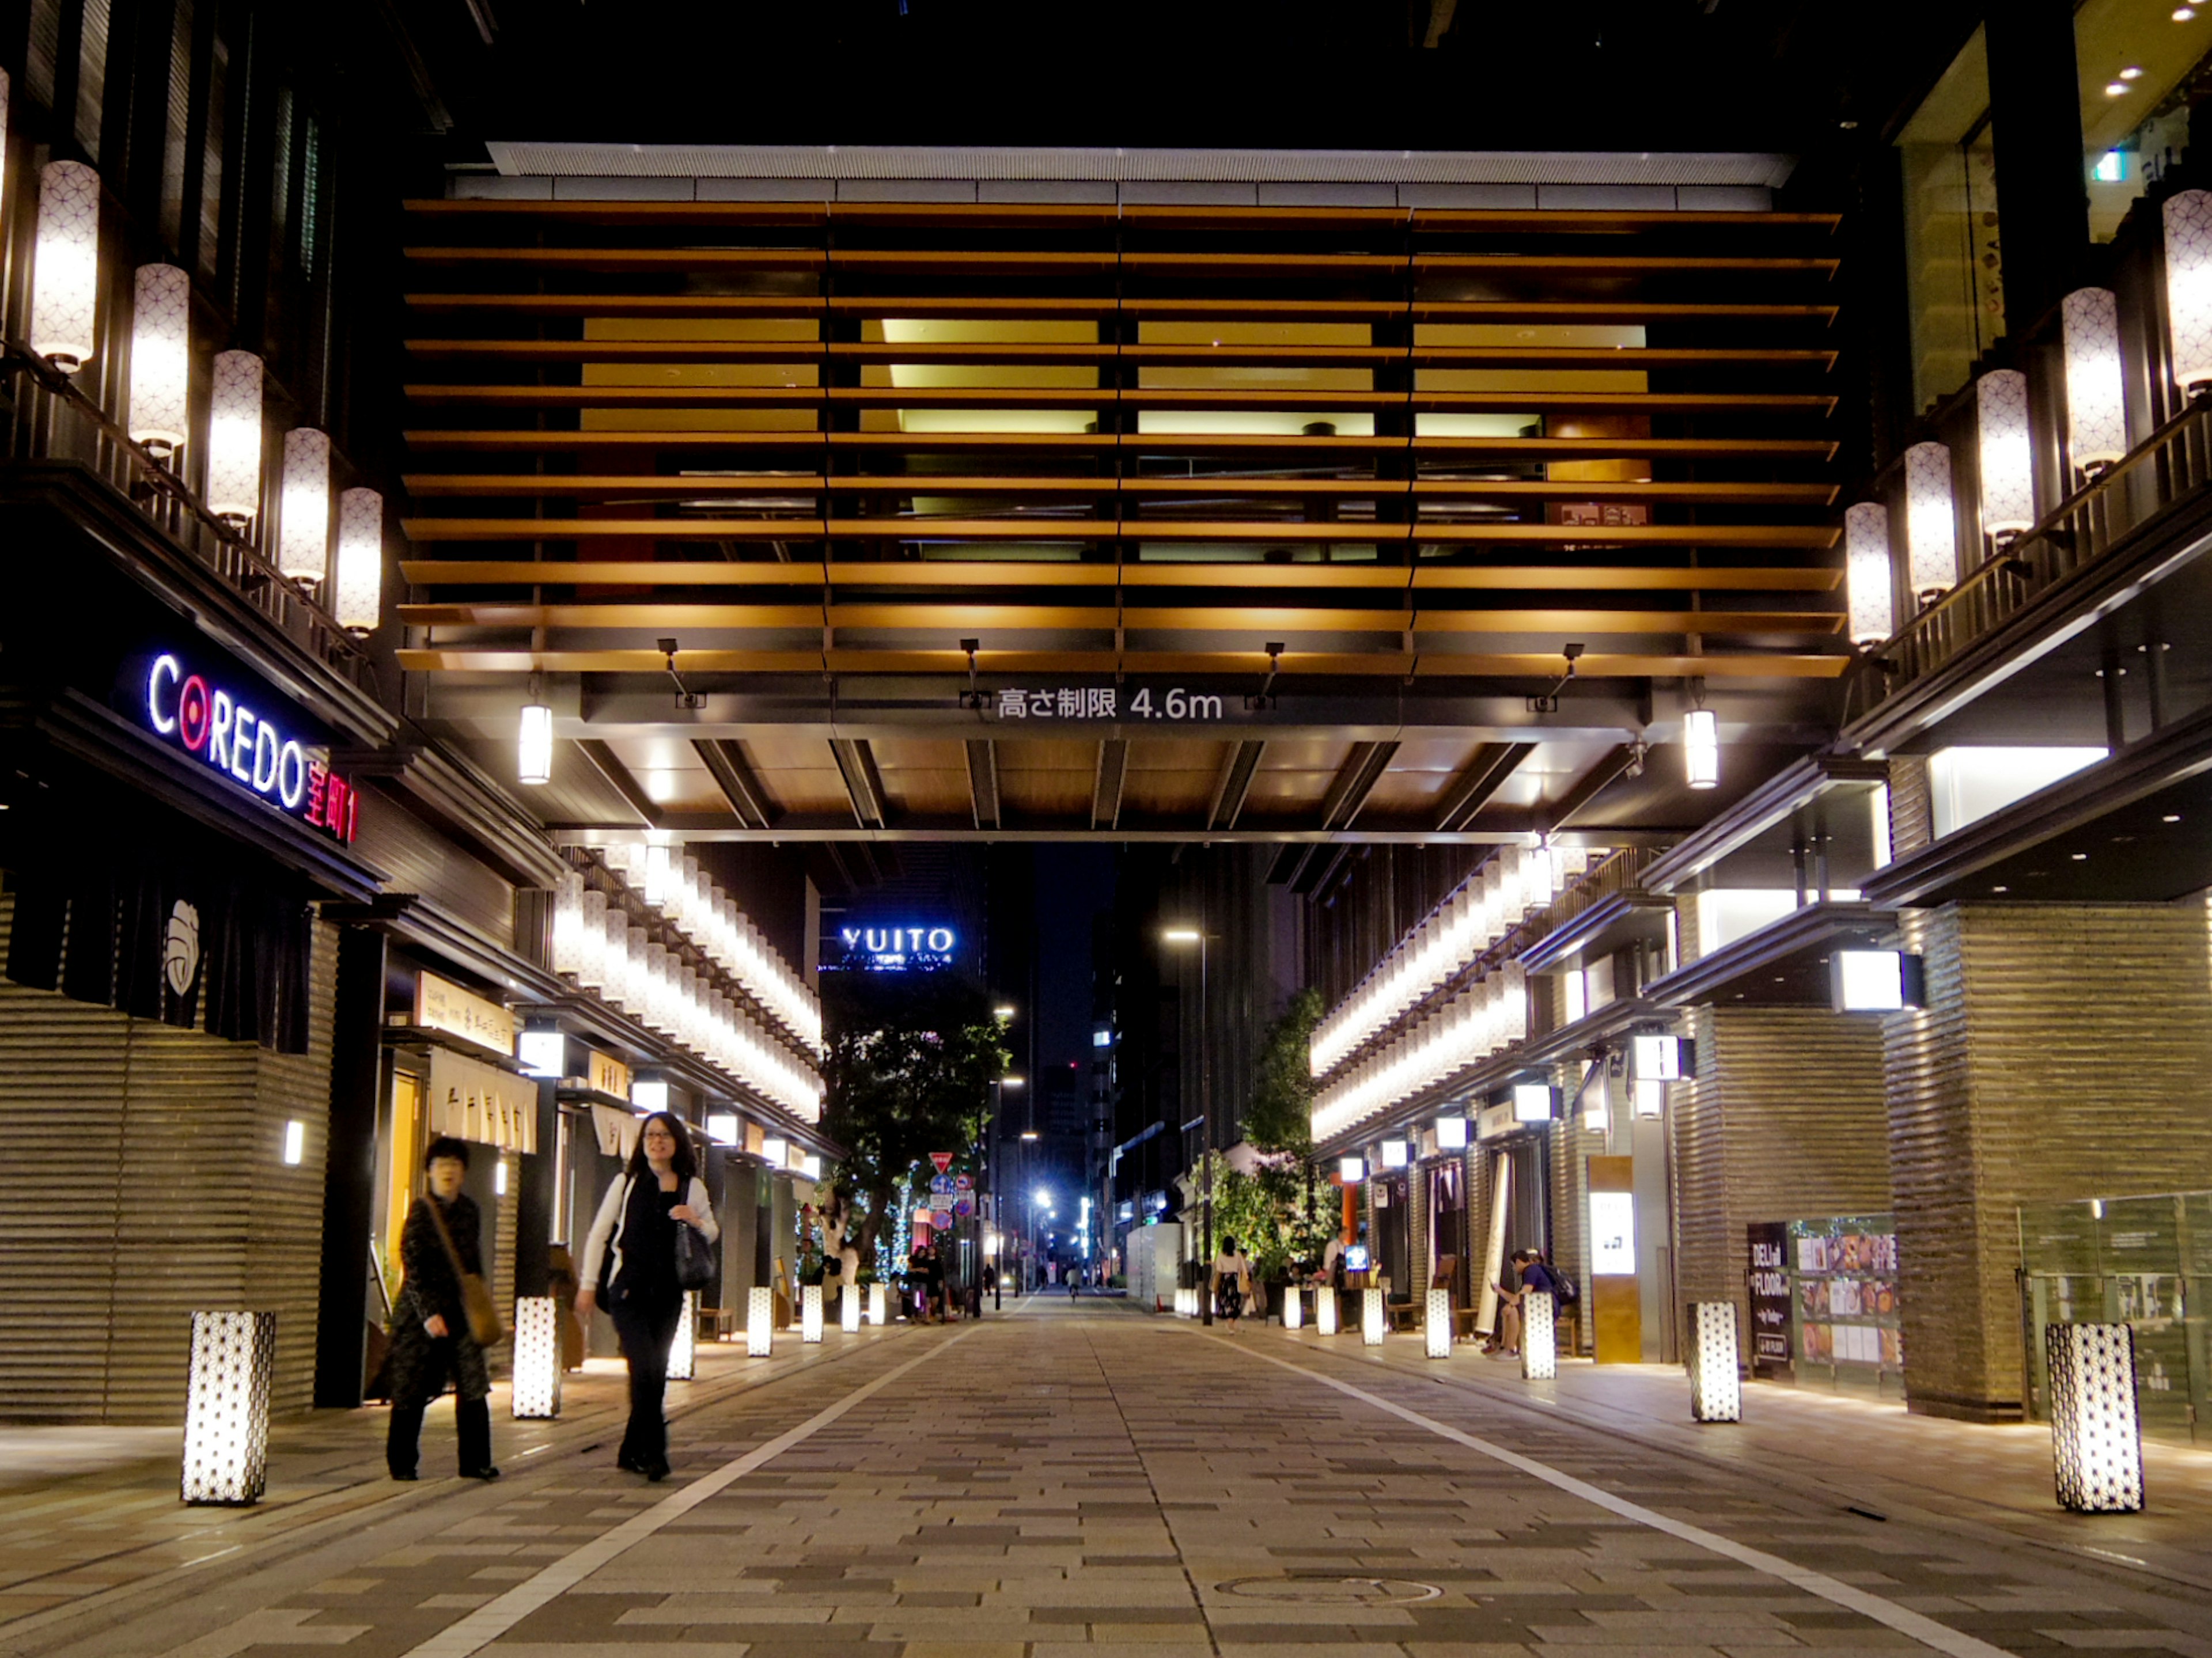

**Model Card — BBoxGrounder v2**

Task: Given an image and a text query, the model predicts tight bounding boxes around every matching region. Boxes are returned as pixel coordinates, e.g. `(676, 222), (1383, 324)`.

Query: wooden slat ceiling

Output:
(400, 194), (1849, 834)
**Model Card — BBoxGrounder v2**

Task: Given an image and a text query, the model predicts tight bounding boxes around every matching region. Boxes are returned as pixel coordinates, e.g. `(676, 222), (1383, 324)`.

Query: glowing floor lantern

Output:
(181, 1311), (275, 1505)
(2047, 1323), (2143, 1513)
(747, 1286), (774, 1357)
(1522, 1292), (1557, 1381)
(868, 1282), (887, 1326)
(1687, 1301), (1743, 1423)
(1425, 1289), (1452, 1359)
(510, 1297), (563, 1420)
(1317, 1290), (1339, 1336)
(841, 1281), (862, 1334)
(1362, 1287), (1385, 1346)
(1283, 1286), (1303, 1330)
(802, 1284), (824, 1344)
(668, 1291), (698, 1382)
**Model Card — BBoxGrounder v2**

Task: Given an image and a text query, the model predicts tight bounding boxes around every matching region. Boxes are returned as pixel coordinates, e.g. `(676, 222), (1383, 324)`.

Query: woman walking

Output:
(385, 1137), (500, 1482)
(576, 1113), (718, 1481)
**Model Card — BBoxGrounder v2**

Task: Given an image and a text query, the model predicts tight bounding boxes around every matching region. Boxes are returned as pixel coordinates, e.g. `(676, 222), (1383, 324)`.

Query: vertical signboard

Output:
(1746, 1221), (1791, 1379)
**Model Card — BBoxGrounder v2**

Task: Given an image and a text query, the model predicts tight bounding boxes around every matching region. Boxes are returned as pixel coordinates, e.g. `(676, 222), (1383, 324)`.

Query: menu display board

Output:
(1790, 1215), (1902, 1372)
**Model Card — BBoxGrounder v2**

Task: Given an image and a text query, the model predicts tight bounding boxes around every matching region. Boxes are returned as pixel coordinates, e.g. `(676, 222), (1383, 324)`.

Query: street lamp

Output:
(1162, 924), (1212, 1326)
(990, 1072), (1025, 1307)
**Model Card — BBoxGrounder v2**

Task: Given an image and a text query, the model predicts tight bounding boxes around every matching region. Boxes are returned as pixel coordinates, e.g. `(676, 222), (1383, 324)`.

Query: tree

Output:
(1203, 1149), (1339, 1283)
(817, 972), (1008, 1287)
(1244, 987), (1323, 1156)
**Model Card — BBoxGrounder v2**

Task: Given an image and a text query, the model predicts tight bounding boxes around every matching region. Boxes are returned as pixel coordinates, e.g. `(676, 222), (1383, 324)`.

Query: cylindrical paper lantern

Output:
(1904, 441), (1959, 601)
(207, 351), (265, 522)
(278, 428), (331, 581)
(2063, 287), (2128, 473)
(1976, 369), (2035, 541)
(31, 161), (101, 370)
(128, 264), (191, 457)
(335, 487), (384, 631)
(1844, 502), (1894, 647)
(2164, 189), (2212, 390)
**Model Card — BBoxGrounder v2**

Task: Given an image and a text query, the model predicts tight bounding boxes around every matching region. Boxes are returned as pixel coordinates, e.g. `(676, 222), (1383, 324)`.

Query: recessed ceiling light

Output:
(2121, 65), (2146, 79)
(1992, 885), (2009, 893)
(2176, 5), (2199, 18)
(2070, 852), (2089, 860)
(2164, 813), (2183, 822)
(2107, 81), (2132, 96)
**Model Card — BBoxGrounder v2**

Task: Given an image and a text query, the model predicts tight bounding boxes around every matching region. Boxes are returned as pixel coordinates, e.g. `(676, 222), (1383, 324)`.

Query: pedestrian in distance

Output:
(1210, 1234), (1253, 1330)
(577, 1112), (718, 1482)
(385, 1136), (500, 1483)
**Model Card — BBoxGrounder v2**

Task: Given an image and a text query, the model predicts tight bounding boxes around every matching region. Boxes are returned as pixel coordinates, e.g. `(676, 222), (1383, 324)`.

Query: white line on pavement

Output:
(1208, 1334), (2014, 1658)
(397, 1333), (970, 1658)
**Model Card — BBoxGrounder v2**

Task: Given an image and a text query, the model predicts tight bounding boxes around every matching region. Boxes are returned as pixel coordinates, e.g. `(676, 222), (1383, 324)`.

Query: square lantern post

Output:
(1283, 1285), (1303, 1331)
(1317, 1288), (1340, 1336)
(1425, 1288), (1452, 1359)
(802, 1284), (824, 1343)
(1522, 1292), (1558, 1380)
(2047, 1323), (2144, 1513)
(669, 1291), (698, 1382)
(511, 1297), (563, 1420)
(1362, 1287), (1385, 1346)
(747, 1286), (774, 1357)
(1688, 1301), (1743, 1423)
(868, 1281), (887, 1326)
(181, 1311), (276, 1505)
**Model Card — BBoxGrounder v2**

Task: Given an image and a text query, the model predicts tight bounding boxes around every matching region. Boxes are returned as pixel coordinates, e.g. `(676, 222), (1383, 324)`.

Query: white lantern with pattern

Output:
(128, 264), (191, 457)
(335, 487), (384, 631)
(31, 161), (100, 370)
(2164, 189), (2212, 391)
(2063, 287), (2128, 473)
(207, 351), (265, 522)
(1904, 441), (1959, 603)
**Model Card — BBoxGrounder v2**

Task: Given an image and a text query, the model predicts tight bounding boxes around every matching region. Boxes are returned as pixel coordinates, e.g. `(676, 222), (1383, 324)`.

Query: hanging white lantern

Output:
(578, 887), (608, 989)
(1976, 369), (2035, 543)
(1904, 441), (1958, 604)
(643, 843), (673, 907)
(518, 701), (553, 786)
(128, 264), (190, 458)
(278, 428), (331, 581)
(1844, 502), (1894, 647)
(2163, 189), (2212, 392)
(207, 351), (265, 523)
(552, 870), (585, 975)
(31, 161), (101, 371)
(2062, 287), (2128, 475)
(335, 487), (384, 631)
(1684, 707), (1720, 791)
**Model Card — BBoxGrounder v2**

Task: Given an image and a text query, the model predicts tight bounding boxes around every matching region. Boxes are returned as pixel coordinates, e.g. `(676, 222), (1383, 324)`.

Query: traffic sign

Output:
(930, 1174), (956, 1195)
(930, 1152), (954, 1174)
(956, 1198), (974, 1218)
(955, 1174), (974, 1192)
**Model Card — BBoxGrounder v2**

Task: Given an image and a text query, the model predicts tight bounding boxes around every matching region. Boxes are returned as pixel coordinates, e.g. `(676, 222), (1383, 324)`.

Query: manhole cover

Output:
(1217, 1575), (1442, 1605)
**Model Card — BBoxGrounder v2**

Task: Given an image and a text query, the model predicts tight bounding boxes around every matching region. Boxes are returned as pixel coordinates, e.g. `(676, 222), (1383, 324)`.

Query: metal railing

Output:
(1525, 844), (1661, 948)
(1859, 396), (2212, 720)
(2, 348), (374, 691)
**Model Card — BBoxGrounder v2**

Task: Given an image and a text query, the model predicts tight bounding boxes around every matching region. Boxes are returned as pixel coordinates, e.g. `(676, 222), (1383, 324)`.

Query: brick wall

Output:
(1885, 900), (2212, 1418)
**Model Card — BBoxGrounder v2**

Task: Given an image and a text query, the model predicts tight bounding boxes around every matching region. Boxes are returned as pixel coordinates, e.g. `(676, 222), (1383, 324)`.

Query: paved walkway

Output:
(7, 1295), (2212, 1658)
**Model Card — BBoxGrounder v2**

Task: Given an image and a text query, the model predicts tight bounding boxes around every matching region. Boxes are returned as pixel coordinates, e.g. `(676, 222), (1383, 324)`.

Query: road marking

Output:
(399, 1334), (967, 1658)
(1209, 1335), (2013, 1658)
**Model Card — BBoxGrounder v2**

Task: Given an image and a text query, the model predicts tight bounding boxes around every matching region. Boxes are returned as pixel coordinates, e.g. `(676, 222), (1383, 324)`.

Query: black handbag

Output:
(674, 1202), (715, 1290)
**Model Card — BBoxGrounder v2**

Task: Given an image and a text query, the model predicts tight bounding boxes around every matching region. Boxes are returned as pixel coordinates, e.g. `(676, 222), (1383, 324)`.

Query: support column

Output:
(1986, 0), (2090, 336)
(1886, 900), (2212, 1420)
(313, 926), (385, 1409)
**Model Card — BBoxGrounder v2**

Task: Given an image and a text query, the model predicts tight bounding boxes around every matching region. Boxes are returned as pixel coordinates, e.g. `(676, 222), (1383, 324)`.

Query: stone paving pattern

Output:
(10, 1297), (2212, 1658)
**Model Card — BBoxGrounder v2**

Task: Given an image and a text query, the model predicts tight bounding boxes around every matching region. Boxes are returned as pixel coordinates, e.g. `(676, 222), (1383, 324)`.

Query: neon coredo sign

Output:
(145, 654), (359, 843)
(838, 924), (956, 969)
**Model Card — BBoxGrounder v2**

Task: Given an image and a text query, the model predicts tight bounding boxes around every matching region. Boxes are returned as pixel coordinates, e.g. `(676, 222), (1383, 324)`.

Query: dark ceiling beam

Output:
(1296, 843), (1355, 898)
(574, 738), (662, 828)
(965, 738), (1001, 831)
(829, 737), (889, 829)
(692, 737), (777, 829)
(1206, 739), (1266, 832)
(1092, 739), (1128, 831)
(1434, 742), (1536, 832)
(1319, 739), (1400, 832)
(1541, 742), (1641, 834)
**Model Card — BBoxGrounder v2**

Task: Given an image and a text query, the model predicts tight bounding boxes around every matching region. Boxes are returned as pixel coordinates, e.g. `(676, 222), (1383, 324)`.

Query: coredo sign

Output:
(144, 653), (358, 843)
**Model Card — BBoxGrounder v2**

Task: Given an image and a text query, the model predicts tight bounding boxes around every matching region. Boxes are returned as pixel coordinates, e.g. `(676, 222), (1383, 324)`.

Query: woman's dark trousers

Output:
(609, 1298), (682, 1466)
(386, 1334), (493, 1477)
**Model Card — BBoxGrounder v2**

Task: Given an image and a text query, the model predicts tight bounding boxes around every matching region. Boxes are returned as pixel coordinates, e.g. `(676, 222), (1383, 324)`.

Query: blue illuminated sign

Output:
(836, 925), (956, 970)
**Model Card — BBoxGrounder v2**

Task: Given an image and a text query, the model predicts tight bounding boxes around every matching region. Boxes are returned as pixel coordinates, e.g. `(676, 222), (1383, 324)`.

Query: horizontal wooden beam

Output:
(404, 385), (1838, 416)
(395, 645), (1851, 678)
(404, 294), (1840, 325)
(398, 559), (1843, 593)
(402, 430), (1839, 461)
(398, 601), (1839, 635)
(400, 473), (1842, 507)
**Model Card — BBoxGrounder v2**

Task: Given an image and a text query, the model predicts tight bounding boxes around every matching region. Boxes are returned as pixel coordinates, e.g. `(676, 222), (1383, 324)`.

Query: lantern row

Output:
(595, 843), (821, 1053)
(551, 868), (823, 1121)
(1843, 189), (2212, 647)
(1309, 843), (1585, 1080)
(21, 150), (381, 631)
(1310, 963), (1529, 1145)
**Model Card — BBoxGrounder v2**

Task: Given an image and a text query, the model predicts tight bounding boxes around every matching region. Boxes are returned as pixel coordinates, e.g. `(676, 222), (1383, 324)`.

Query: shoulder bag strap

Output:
(422, 1183), (471, 1283)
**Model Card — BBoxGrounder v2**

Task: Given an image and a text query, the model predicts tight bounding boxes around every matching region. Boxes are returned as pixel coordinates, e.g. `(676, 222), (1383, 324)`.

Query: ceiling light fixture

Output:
(1684, 686), (1719, 791)
(2121, 65), (2145, 78)
(2107, 81), (2131, 97)
(518, 681), (553, 787)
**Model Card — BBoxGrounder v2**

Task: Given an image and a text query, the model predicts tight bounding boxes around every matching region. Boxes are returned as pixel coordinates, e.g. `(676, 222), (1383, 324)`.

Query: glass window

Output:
(2078, 0), (2212, 241)
(1898, 28), (2003, 414)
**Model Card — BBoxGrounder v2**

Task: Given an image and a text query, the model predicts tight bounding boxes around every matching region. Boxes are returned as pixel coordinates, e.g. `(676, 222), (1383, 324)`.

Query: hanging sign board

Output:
(415, 970), (517, 1056)
(585, 1048), (632, 1101)
(426, 1046), (538, 1154)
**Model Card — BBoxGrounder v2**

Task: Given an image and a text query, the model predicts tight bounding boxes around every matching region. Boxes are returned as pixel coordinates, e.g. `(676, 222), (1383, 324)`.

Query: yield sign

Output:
(930, 1152), (955, 1174)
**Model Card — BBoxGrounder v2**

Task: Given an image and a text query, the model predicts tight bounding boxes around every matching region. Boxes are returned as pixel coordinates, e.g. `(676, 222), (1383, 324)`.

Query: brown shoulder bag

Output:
(423, 1187), (506, 1347)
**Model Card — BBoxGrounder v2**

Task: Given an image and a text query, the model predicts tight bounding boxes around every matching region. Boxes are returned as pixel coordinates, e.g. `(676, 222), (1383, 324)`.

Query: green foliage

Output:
(1200, 1149), (1339, 1281)
(818, 972), (1009, 1266)
(1243, 987), (1323, 1156)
